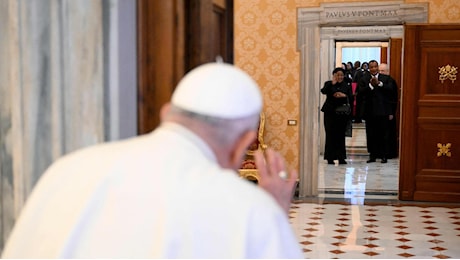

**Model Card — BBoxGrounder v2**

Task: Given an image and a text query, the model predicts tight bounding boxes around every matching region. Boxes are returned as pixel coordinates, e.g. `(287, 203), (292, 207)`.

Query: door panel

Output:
(380, 46), (387, 63)
(137, 0), (233, 134)
(137, 0), (184, 134)
(422, 50), (460, 95)
(389, 38), (402, 158)
(389, 38), (402, 88)
(400, 24), (460, 202)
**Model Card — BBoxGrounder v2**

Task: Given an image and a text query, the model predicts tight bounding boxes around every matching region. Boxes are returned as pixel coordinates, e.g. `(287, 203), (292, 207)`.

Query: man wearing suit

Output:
(358, 60), (396, 163)
(379, 63), (399, 159)
(353, 62), (369, 123)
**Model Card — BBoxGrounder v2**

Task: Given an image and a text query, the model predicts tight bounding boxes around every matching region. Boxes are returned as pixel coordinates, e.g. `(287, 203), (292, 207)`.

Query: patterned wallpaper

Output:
(234, 0), (460, 170)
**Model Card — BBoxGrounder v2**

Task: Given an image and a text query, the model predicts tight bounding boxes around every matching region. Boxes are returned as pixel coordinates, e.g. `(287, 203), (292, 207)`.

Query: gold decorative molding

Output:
(438, 64), (458, 83)
(239, 169), (260, 183)
(437, 143), (452, 157)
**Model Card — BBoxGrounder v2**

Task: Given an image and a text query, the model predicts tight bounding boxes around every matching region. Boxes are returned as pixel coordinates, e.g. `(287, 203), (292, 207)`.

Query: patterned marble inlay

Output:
(290, 203), (460, 259)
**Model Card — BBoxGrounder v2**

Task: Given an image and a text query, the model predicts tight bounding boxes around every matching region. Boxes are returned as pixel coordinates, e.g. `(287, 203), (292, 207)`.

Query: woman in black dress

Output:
(321, 67), (354, 165)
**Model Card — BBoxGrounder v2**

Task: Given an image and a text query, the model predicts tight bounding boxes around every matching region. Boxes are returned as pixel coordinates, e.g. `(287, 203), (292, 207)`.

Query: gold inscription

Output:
(325, 10), (398, 19)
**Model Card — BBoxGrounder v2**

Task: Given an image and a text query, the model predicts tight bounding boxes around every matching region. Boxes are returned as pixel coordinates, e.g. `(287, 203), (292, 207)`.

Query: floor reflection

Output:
(318, 123), (399, 204)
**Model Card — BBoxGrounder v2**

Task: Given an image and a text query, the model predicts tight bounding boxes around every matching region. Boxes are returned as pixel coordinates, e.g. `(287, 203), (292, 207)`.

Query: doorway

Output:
(312, 25), (405, 199)
(318, 41), (400, 201)
(296, 1), (428, 198)
(321, 40), (391, 155)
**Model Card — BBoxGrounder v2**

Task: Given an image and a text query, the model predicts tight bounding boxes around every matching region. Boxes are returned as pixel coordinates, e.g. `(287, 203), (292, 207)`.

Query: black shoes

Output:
(366, 157), (388, 163)
(338, 160), (347, 164)
(327, 160), (335, 165)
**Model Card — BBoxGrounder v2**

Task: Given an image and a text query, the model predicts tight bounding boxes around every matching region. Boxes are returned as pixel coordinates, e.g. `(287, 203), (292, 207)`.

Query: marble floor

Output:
(318, 123), (399, 204)
(289, 202), (460, 259)
(288, 123), (460, 258)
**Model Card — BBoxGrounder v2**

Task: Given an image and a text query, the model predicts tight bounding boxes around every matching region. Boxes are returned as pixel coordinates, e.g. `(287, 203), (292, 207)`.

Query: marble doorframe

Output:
(296, 1), (428, 197)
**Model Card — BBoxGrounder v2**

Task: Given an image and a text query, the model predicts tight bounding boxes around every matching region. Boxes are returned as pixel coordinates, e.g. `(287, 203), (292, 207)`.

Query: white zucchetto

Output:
(171, 63), (262, 119)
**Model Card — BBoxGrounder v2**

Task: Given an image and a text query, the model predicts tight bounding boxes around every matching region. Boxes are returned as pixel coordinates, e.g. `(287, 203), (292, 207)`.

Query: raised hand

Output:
(332, 74), (338, 84)
(254, 148), (299, 214)
(370, 75), (379, 87)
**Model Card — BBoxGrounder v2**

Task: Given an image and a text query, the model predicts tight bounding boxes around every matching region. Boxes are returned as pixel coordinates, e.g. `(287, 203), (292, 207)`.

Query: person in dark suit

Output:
(321, 67), (354, 165)
(379, 63), (399, 159)
(353, 60), (361, 73)
(358, 60), (396, 163)
(345, 61), (354, 82)
(352, 62), (369, 123)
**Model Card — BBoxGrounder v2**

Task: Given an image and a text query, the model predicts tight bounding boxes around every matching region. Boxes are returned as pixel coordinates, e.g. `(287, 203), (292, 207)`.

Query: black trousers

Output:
(323, 112), (349, 161)
(365, 115), (390, 159)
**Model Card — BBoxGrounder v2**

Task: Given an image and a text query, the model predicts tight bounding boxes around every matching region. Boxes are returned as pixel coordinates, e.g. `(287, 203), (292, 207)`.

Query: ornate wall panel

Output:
(235, 0), (300, 173)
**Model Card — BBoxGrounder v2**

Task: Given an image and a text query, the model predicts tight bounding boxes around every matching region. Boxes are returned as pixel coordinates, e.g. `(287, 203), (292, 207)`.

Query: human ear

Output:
(230, 130), (257, 170)
(160, 102), (171, 121)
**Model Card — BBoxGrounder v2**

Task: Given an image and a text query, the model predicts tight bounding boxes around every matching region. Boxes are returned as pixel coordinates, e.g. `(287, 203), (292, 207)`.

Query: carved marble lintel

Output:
(298, 1), (428, 26)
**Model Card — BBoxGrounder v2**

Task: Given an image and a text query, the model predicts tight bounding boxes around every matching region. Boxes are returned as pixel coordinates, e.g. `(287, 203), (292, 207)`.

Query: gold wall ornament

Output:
(437, 143), (452, 157)
(438, 64), (458, 83)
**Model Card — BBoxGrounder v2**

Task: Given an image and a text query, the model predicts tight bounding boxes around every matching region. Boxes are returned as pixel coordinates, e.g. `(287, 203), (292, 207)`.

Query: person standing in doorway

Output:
(345, 61), (354, 82)
(353, 61), (370, 123)
(379, 63), (399, 158)
(321, 67), (354, 165)
(358, 60), (396, 163)
(353, 60), (361, 76)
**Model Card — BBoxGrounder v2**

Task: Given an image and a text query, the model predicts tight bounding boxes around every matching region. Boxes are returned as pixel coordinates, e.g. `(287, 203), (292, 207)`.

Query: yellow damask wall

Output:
(234, 0), (460, 170)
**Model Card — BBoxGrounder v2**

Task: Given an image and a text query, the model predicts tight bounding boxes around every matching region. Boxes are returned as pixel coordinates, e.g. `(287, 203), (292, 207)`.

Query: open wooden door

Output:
(389, 38), (402, 159)
(400, 24), (460, 202)
(137, 0), (234, 134)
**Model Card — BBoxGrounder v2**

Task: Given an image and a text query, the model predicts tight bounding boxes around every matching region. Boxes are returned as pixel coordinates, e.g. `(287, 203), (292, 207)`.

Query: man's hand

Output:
(254, 148), (299, 214)
(370, 76), (379, 87)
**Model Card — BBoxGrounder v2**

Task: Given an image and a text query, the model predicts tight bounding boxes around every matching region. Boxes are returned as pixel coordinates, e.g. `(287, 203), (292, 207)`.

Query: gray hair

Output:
(168, 105), (260, 145)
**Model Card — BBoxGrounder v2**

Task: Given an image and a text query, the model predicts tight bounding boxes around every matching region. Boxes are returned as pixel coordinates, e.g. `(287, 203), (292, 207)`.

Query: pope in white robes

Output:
(1, 63), (303, 258)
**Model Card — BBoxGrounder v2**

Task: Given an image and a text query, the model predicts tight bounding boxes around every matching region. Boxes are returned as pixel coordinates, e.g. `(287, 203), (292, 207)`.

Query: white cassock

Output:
(2, 122), (303, 258)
